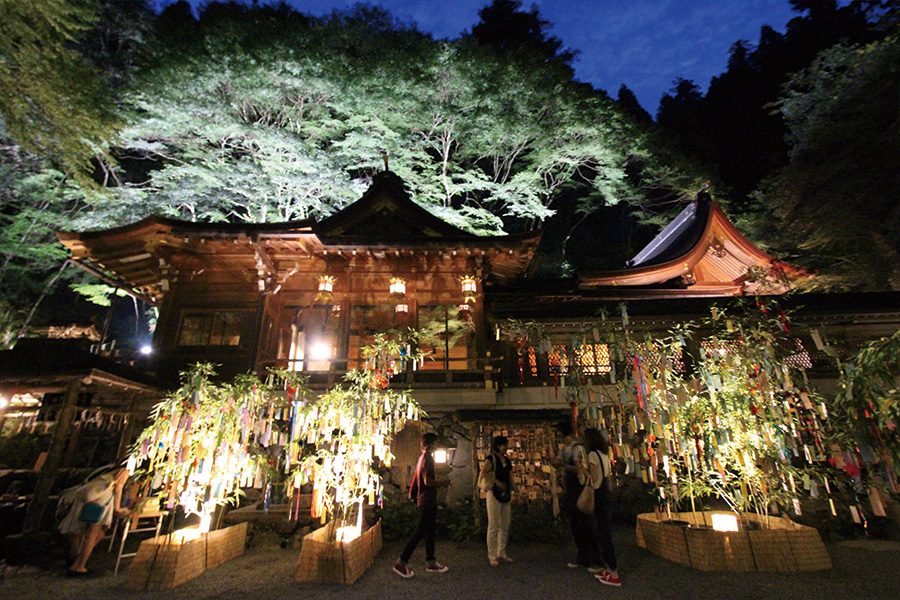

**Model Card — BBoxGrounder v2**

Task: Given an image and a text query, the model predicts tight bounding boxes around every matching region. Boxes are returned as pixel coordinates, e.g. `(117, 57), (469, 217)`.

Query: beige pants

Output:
(486, 493), (511, 560)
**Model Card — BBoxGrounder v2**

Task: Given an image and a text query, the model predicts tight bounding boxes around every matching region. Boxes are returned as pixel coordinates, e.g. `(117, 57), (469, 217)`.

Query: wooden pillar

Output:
(60, 421), (83, 469)
(23, 376), (82, 533)
(116, 398), (139, 463)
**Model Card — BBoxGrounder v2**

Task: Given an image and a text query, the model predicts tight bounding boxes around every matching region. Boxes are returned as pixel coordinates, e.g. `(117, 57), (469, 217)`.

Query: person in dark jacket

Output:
(393, 432), (450, 578)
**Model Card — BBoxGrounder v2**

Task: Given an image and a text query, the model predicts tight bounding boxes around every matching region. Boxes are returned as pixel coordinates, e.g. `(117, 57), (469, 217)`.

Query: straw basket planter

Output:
(636, 511), (831, 572)
(295, 519), (383, 584)
(124, 522), (248, 590)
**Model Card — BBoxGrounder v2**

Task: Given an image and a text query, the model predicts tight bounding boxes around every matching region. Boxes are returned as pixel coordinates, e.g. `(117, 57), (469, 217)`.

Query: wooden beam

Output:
(68, 258), (159, 306)
(22, 377), (82, 533)
(250, 240), (276, 277)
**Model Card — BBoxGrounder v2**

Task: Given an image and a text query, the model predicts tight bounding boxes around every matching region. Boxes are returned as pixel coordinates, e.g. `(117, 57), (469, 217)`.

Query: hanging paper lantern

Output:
(460, 275), (479, 304)
(389, 277), (407, 302)
(316, 275), (335, 303)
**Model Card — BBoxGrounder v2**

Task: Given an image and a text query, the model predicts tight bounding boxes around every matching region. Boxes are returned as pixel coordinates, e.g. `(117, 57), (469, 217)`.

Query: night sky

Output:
(173, 0), (805, 113)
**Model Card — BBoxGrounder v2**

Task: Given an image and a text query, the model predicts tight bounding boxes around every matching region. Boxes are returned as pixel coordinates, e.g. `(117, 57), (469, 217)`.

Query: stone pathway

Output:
(2, 526), (899, 600)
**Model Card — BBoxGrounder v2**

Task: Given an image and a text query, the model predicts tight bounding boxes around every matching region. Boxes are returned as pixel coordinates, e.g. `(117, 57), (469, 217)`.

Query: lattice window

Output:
(527, 346), (538, 377)
(633, 342), (663, 372)
(783, 338), (813, 369)
(700, 340), (738, 361)
(178, 310), (245, 346)
(548, 345), (569, 374)
(575, 343), (611, 374)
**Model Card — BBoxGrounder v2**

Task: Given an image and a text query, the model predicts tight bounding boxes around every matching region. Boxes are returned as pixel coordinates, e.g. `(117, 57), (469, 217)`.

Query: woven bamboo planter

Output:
(124, 522), (248, 590)
(295, 519), (382, 584)
(636, 511), (831, 572)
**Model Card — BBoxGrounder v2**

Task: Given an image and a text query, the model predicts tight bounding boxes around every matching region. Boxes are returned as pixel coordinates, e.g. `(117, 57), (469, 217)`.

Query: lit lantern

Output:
(458, 304), (470, 312)
(389, 277), (407, 301)
(711, 513), (739, 532)
(460, 275), (478, 304)
(316, 275), (335, 303)
(395, 303), (408, 313)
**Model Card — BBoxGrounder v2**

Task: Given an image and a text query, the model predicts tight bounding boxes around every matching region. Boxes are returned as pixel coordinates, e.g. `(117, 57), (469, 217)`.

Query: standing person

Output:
(393, 432), (450, 578)
(480, 435), (513, 567)
(552, 420), (598, 570)
(58, 465), (129, 576)
(583, 427), (621, 587)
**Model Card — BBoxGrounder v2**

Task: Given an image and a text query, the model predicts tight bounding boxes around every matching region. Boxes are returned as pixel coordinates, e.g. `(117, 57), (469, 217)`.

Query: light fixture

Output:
(711, 513), (739, 532)
(170, 527), (203, 544)
(460, 275), (479, 304)
(140, 345), (153, 355)
(395, 303), (408, 313)
(310, 342), (331, 361)
(199, 513), (212, 533)
(434, 449), (448, 464)
(458, 304), (470, 311)
(334, 525), (361, 542)
(389, 277), (407, 301)
(316, 275), (336, 303)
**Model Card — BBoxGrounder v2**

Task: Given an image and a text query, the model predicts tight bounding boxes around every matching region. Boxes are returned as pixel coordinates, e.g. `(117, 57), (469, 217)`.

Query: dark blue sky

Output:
(174, 0), (808, 113)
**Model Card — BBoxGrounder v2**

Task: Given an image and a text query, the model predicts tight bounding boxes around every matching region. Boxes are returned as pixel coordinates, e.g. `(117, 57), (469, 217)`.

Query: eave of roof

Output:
(577, 200), (806, 291)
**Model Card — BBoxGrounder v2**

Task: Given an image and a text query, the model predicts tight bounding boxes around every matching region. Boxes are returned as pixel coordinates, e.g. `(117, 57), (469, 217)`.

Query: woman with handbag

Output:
(479, 435), (514, 567)
(58, 465), (129, 576)
(552, 420), (598, 570)
(584, 428), (621, 587)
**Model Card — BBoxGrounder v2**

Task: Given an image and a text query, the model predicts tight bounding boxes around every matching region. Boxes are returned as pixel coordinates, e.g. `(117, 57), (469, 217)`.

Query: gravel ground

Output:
(2, 526), (899, 600)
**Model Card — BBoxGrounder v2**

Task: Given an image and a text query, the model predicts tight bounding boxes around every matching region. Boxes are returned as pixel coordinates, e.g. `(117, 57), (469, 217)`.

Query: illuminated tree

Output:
(132, 336), (424, 541)
(129, 365), (305, 531)
(0, 0), (118, 186)
(500, 300), (853, 526)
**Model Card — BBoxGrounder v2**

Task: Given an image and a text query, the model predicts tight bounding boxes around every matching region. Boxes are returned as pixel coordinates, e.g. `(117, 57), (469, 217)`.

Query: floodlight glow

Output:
(170, 527), (203, 544)
(434, 449), (447, 464)
(311, 342), (331, 361)
(140, 345), (153, 355)
(335, 525), (361, 542)
(711, 513), (739, 532)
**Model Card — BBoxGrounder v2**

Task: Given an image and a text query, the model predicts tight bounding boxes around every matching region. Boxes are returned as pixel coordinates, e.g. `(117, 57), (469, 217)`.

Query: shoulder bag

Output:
(576, 453), (594, 514)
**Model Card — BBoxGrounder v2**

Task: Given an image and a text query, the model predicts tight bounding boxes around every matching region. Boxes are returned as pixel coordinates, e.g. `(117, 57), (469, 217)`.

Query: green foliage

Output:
(131, 363), (306, 519)
(288, 334), (426, 533)
(501, 299), (852, 526)
(757, 37), (900, 291)
(104, 2), (697, 235)
(0, 136), (98, 346)
(0, 0), (118, 186)
(834, 329), (900, 476)
(69, 283), (126, 307)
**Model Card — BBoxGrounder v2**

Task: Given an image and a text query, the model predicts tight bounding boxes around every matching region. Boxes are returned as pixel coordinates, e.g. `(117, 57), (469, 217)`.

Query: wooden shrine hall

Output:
(54, 170), (898, 406)
(42, 169), (900, 507)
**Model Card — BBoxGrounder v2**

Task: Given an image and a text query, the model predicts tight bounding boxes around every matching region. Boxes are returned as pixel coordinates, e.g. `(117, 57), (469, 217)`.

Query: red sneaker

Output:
(596, 571), (622, 586)
(425, 563), (449, 573)
(392, 563), (414, 578)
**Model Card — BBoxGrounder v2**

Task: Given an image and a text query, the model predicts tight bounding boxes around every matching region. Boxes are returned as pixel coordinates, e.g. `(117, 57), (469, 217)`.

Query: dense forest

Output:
(0, 0), (898, 348)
